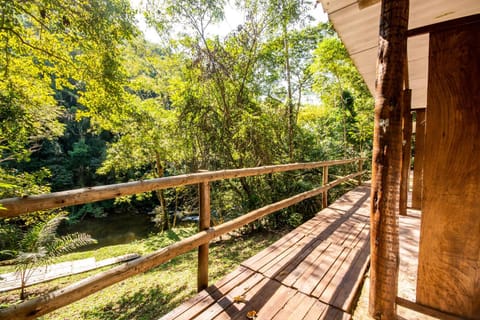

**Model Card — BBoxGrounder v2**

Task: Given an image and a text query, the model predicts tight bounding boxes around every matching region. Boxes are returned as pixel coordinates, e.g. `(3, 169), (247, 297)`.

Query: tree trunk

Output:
(369, 0), (409, 319)
(282, 14), (294, 161)
(155, 151), (169, 231)
(343, 107), (347, 157)
(20, 269), (27, 300)
(239, 177), (254, 209)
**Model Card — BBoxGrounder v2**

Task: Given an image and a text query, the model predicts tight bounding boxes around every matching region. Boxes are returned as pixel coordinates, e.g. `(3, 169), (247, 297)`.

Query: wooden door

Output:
(416, 20), (480, 319)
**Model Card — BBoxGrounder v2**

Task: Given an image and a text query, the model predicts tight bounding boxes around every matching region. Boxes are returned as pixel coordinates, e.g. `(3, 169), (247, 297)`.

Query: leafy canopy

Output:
(0, 0), (136, 199)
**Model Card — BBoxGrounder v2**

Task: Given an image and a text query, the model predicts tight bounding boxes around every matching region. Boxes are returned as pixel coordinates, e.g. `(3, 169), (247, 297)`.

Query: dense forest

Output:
(0, 0), (373, 258)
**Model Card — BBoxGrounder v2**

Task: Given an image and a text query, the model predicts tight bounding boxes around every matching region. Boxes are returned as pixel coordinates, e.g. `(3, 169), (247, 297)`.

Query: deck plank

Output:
(160, 266), (254, 320)
(212, 278), (284, 320)
(192, 272), (266, 320)
(298, 211), (343, 237)
(302, 299), (351, 320)
(277, 240), (331, 287)
(319, 248), (360, 310)
(311, 247), (351, 298)
(241, 232), (301, 270)
(327, 244), (370, 312)
(293, 244), (344, 295)
(302, 299), (329, 320)
(350, 223), (370, 249)
(271, 292), (315, 320)
(261, 235), (315, 278)
(251, 284), (296, 320)
(160, 184), (371, 320)
(242, 232), (305, 272)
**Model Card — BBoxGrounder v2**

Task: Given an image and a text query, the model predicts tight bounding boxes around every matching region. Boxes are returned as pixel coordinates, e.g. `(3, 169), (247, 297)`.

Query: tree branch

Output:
(1, 27), (70, 64)
(16, 4), (52, 33)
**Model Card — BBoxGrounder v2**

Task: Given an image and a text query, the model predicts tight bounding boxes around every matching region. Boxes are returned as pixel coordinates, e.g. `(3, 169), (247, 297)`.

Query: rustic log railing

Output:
(0, 158), (366, 320)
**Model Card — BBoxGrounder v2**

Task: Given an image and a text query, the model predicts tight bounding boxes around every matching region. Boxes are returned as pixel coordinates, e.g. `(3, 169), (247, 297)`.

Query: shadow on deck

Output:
(161, 185), (372, 320)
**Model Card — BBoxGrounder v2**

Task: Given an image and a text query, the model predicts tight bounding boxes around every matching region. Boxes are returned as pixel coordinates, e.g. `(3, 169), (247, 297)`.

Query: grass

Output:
(0, 224), (287, 320)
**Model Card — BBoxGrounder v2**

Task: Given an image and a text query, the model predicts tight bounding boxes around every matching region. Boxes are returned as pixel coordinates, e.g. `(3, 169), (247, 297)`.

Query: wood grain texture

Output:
(193, 272), (266, 320)
(396, 297), (467, 320)
(400, 89), (412, 215)
(323, 166), (329, 208)
(411, 109), (425, 209)
(270, 292), (314, 320)
(417, 21), (480, 319)
(369, 0), (409, 318)
(197, 180), (211, 291)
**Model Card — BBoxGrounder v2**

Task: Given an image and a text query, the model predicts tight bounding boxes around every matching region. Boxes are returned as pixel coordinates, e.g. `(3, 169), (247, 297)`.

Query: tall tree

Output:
(0, 0), (136, 200)
(92, 38), (182, 230)
(310, 36), (374, 158)
(257, 23), (332, 157)
(259, 0), (318, 161)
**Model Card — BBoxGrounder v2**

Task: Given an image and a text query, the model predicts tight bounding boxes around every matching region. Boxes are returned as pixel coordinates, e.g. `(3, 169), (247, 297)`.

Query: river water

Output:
(59, 211), (157, 250)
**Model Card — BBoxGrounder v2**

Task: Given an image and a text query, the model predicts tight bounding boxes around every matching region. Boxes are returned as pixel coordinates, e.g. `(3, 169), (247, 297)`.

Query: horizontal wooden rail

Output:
(0, 158), (364, 217)
(0, 171), (365, 320)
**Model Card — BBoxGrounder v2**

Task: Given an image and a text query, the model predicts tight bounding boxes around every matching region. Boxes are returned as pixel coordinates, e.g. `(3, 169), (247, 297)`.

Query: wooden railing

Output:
(0, 158), (366, 320)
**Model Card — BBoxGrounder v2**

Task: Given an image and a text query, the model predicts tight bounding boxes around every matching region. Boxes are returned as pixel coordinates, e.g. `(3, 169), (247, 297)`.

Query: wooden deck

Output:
(161, 185), (371, 320)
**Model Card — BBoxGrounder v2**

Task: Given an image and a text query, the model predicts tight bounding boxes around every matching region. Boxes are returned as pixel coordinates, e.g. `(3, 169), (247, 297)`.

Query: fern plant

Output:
(15, 214), (97, 300)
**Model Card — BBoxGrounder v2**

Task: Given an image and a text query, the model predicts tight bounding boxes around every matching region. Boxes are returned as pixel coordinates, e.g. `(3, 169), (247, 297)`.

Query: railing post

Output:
(358, 159), (363, 185)
(411, 109), (425, 210)
(400, 90), (413, 216)
(322, 166), (329, 208)
(197, 173), (210, 292)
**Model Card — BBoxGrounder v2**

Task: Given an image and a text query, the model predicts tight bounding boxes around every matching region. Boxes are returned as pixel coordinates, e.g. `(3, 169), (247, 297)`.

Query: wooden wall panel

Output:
(411, 109), (425, 209)
(416, 21), (480, 319)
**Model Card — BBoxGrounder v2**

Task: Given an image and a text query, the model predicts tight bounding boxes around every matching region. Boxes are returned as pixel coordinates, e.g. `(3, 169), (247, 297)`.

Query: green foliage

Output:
(0, 0), (136, 163)
(309, 35), (374, 158)
(1, 1), (373, 238)
(143, 227), (197, 250)
(14, 214), (97, 299)
(144, 0), (225, 39)
(0, 4), (377, 316)
(0, 167), (58, 226)
(81, 2), (372, 230)
(0, 221), (21, 260)
(0, 167), (50, 199)
(0, 0), (137, 225)
(69, 203), (107, 223)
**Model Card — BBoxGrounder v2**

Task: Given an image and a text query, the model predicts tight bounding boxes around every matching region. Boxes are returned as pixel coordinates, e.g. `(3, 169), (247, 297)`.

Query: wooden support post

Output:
(197, 177), (210, 292)
(411, 109), (425, 209)
(369, 0), (409, 319)
(322, 166), (329, 208)
(357, 160), (364, 185)
(400, 89), (412, 215)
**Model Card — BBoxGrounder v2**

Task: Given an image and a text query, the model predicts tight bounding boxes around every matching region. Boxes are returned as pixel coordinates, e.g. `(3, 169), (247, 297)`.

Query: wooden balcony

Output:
(0, 159), (369, 319)
(161, 186), (449, 320)
(1, 159), (445, 319)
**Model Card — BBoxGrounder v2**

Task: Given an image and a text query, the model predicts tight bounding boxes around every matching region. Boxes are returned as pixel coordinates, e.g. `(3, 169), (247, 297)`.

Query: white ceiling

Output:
(318, 0), (480, 109)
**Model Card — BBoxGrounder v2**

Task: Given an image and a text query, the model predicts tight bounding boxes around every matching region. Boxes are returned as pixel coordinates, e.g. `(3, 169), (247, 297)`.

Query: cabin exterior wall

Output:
(416, 20), (480, 319)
